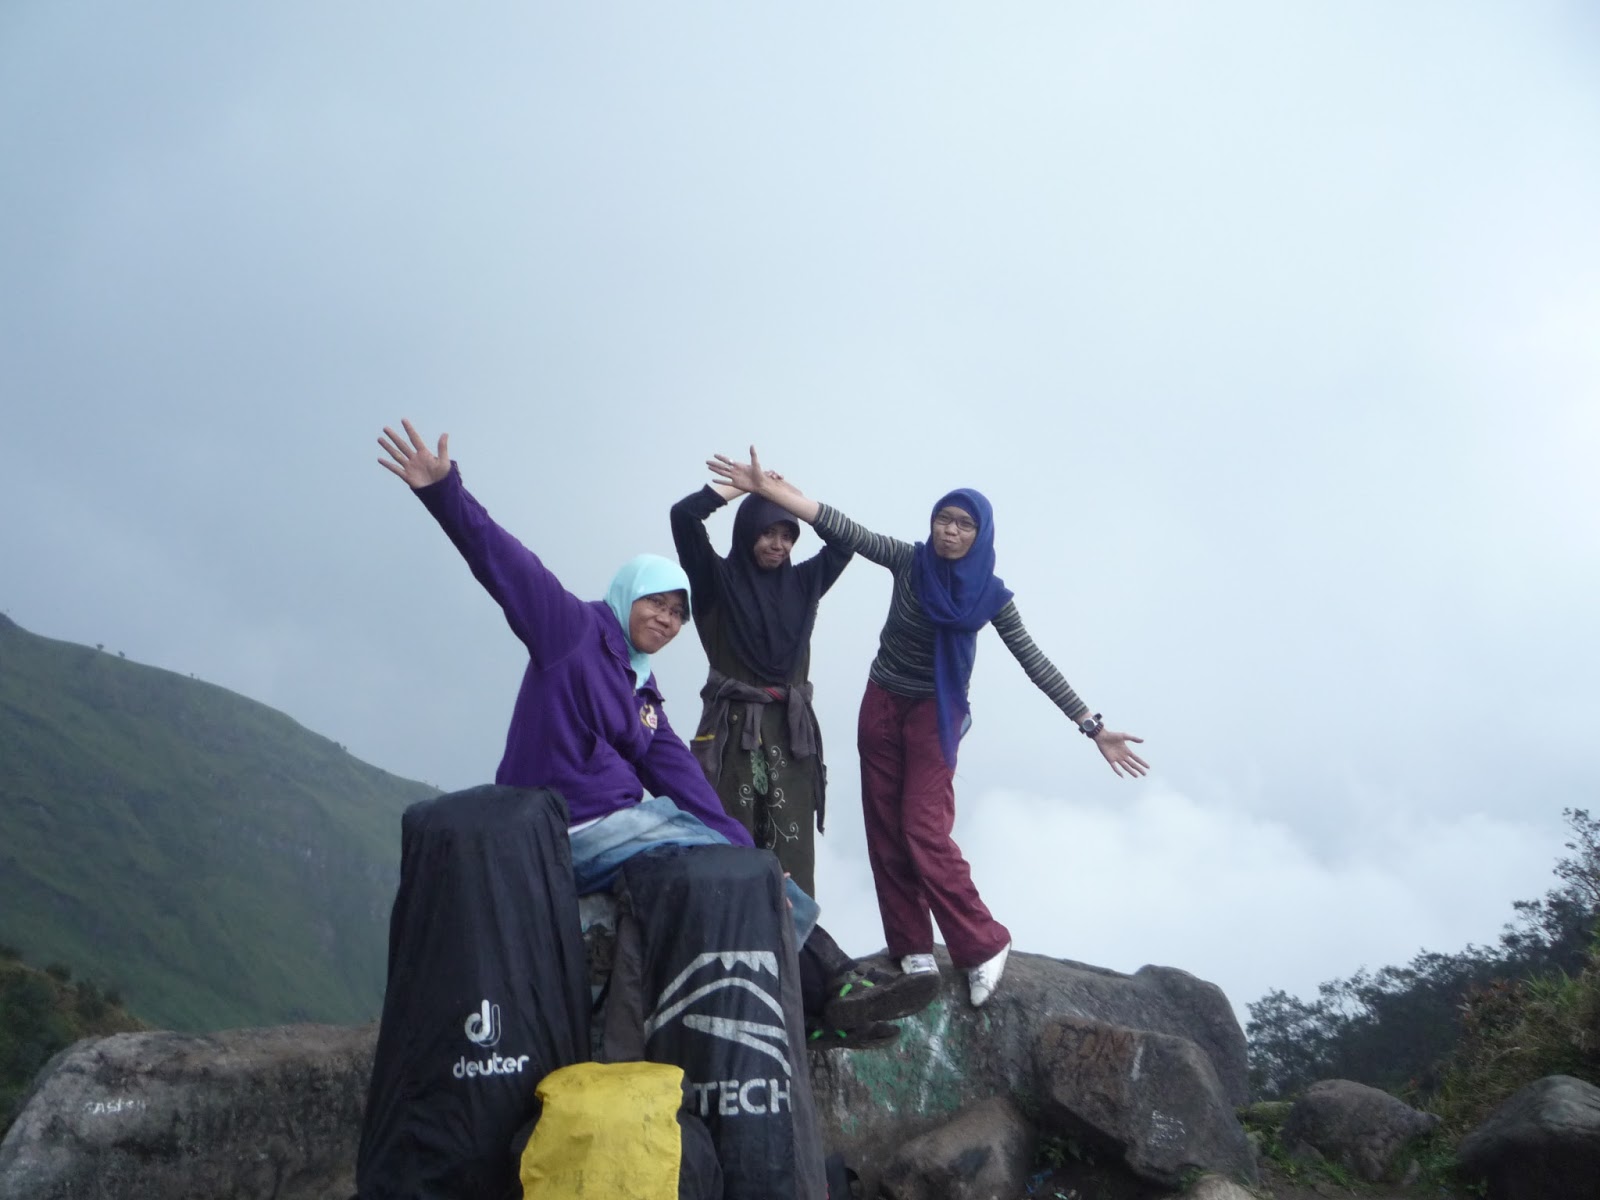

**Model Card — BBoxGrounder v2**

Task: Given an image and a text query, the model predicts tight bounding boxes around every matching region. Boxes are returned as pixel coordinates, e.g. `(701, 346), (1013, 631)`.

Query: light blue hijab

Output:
(605, 554), (692, 685)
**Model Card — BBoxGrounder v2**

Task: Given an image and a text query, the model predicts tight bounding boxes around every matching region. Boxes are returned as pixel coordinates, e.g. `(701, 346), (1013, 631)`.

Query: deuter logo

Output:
(464, 999), (501, 1047)
(451, 998), (529, 1082)
(645, 950), (795, 1117)
(451, 1051), (531, 1080)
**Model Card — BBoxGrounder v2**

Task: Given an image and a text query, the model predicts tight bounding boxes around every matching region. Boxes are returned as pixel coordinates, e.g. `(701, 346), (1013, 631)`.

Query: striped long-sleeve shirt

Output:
(813, 502), (1089, 721)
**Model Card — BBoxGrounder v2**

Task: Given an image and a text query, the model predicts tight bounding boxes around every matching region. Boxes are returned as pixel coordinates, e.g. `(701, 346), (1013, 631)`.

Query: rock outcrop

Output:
(1456, 1074), (1600, 1200)
(1280, 1078), (1438, 1183)
(1033, 1013), (1254, 1187)
(0, 947), (1254, 1198)
(811, 948), (1254, 1192)
(877, 1095), (1035, 1200)
(0, 1024), (373, 1200)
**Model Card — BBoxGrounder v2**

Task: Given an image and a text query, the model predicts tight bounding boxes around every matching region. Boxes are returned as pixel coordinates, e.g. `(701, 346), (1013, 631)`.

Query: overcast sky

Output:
(4, 2), (1596, 1020)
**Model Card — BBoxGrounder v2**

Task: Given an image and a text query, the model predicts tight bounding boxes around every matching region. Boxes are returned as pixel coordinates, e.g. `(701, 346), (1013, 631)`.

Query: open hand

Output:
(378, 419), (452, 489)
(707, 445), (770, 494)
(1093, 730), (1150, 779)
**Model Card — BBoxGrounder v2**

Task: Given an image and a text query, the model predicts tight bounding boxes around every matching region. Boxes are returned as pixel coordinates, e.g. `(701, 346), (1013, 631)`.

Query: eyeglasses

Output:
(640, 593), (689, 623)
(931, 513), (977, 535)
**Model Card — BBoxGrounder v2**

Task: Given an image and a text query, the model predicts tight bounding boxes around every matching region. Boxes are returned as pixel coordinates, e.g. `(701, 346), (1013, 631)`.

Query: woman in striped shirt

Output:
(709, 447), (1149, 1008)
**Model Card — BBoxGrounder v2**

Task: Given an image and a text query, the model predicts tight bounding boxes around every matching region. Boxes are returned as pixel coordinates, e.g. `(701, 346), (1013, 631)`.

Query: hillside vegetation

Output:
(0, 948), (146, 1136)
(0, 613), (438, 1032)
(1248, 807), (1600, 1145)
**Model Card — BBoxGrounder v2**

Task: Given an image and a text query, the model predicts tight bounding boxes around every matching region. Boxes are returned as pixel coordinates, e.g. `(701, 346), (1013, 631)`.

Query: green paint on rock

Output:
(837, 996), (985, 1123)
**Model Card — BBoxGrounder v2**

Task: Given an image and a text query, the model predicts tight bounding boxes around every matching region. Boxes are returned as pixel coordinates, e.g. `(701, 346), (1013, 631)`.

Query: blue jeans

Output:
(568, 796), (820, 946)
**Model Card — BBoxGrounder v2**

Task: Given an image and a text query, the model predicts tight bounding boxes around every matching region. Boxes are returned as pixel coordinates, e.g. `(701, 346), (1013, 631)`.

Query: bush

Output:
(1428, 936), (1600, 1138)
(74, 980), (108, 1022)
(0, 963), (143, 1140)
(0, 969), (73, 1135)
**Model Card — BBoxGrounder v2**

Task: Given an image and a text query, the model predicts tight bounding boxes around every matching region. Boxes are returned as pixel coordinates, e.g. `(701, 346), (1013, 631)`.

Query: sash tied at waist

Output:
(691, 668), (828, 831)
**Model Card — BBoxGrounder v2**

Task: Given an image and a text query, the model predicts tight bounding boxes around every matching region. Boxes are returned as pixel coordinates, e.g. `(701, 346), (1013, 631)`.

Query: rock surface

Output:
(1, 947), (1250, 1199)
(1456, 1073), (1600, 1200)
(1186, 1175), (1258, 1200)
(877, 1095), (1034, 1200)
(1033, 1013), (1257, 1186)
(810, 948), (1251, 1191)
(1281, 1078), (1439, 1182)
(0, 1024), (373, 1200)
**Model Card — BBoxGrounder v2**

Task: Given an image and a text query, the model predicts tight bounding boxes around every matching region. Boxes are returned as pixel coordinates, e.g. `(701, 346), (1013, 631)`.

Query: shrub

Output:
(1428, 936), (1600, 1138)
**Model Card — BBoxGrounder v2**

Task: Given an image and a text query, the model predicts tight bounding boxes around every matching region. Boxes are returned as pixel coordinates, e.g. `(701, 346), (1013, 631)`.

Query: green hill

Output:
(0, 613), (438, 1032)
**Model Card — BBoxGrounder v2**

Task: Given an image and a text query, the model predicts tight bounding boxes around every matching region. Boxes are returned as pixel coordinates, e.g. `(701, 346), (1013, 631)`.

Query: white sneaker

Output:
(900, 953), (939, 976)
(967, 942), (1011, 1008)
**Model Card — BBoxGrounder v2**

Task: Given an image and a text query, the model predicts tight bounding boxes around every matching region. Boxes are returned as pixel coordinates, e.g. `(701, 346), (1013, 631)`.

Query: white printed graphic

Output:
(82, 1097), (148, 1117)
(645, 950), (791, 1076)
(452, 1051), (530, 1079)
(686, 1076), (793, 1118)
(464, 998), (502, 1048)
(452, 997), (528, 1083)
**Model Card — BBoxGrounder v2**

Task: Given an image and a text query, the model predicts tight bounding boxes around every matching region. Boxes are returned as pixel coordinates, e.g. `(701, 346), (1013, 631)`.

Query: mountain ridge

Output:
(0, 611), (437, 1031)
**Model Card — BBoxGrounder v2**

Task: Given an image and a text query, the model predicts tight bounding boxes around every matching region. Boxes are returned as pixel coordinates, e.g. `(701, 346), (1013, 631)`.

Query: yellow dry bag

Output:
(518, 1060), (686, 1200)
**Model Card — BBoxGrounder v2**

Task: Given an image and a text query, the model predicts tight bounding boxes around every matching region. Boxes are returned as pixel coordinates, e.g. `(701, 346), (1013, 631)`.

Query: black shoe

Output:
(806, 1020), (901, 1052)
(822, 964), (941, 1026)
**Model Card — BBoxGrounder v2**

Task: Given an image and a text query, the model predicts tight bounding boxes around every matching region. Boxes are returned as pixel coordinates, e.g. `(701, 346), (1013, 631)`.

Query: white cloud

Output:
(813, 782), (1567, 1019)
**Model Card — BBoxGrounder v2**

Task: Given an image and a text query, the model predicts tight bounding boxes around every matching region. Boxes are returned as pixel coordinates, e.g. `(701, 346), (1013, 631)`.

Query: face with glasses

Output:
(629, 590), (690, 654)
(931, 506), (979, 560)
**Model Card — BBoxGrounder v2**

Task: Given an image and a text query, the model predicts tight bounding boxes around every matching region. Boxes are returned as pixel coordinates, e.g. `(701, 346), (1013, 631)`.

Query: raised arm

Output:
(378, 419), (588, 665)
(708, 445), (912, 571)
(669, 483), (738, 615)
(795, 537), (855, 596)
(991, 600), (1150, 779)
(810, 503), (913, 572)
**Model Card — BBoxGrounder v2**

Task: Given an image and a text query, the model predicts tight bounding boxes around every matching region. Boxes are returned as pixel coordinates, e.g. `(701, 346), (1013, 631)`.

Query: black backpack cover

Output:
(355, 785), (590, 1200)
(602, 843), (827, 1200)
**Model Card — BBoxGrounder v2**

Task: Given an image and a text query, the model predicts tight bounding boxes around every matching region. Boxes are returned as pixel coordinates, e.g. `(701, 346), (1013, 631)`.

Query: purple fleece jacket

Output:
(415, 465), (752, 846)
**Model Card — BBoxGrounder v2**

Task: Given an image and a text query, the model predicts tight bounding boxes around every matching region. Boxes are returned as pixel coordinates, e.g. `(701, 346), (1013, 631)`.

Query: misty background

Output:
(3, 2), (1597, 1017)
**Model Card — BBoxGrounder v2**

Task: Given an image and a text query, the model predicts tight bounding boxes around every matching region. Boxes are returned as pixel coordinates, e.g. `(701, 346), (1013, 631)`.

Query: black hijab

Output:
(713, 494), (820, 684)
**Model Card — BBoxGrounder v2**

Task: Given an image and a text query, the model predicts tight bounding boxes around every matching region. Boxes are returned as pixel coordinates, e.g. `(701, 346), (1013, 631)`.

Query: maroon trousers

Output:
(857, 679), (1011, 970)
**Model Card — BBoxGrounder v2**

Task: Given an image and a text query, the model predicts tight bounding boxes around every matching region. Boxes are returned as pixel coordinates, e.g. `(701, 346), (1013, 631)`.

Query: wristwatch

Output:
(1077, 713), (1104, 738)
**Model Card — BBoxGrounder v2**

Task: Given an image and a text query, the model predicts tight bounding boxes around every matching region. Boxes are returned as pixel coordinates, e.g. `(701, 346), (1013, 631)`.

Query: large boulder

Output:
(809, 949), (1250, 1189)
(1032, 1014), (1256, 1186)
(877, 1095), (1034, 1200)
(0, 1024), (372, 1200)
(1456, 1074), (1600, 1200)
(1280, 1079), (1438, 1183)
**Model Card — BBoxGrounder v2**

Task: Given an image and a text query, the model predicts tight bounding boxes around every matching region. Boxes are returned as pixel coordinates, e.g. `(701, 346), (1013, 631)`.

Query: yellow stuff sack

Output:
(518, 1060), (685, 1199)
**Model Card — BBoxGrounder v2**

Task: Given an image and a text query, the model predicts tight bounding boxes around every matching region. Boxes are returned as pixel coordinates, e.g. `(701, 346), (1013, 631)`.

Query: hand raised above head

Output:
(708, 446), (819, 522)
(707, 445), (768, 494)
(378, 419), (452, 489)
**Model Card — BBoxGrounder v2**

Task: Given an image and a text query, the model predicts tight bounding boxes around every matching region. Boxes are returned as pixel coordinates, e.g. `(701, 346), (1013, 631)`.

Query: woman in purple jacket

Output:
(379, 420), (748, 850)
(378, 420), (918, 1046)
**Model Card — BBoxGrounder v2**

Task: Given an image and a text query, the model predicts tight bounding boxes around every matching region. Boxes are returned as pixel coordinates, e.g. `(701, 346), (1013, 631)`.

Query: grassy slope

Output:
(0, 614), (438, 1031)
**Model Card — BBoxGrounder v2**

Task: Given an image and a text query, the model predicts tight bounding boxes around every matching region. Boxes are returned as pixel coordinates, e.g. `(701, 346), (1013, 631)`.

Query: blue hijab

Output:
(605, 554), (692, 686)
(912, 489), (1013, 766)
